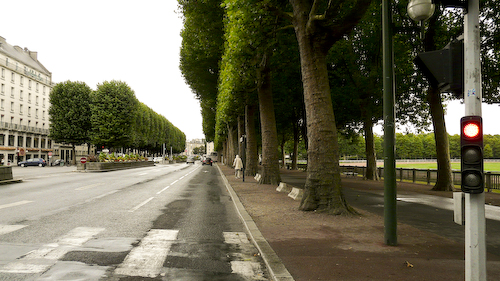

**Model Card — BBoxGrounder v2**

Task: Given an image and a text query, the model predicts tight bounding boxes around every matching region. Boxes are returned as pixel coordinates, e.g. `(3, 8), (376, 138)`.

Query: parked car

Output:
(18, 158), (47, 167)
(186, 157), (195, 164)
(202, 157), (213, 166)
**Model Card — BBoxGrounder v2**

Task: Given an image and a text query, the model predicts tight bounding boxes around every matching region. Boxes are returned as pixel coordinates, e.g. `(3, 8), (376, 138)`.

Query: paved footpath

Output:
(217, 163), (500, 281)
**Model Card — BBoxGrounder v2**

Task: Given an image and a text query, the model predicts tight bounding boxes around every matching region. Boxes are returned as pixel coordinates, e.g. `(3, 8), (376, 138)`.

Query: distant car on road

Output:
(153, 157), (163, 163)
(186, 157), (195, 164)
(18, 158), (47, 167)
(202, 157), (213, 166)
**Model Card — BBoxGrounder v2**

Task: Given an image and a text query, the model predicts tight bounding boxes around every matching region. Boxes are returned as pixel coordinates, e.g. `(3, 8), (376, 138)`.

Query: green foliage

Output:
(179, 0), (224, 141)
(90, 81), (138, 148)
(192, 146), (205, 155)
(49, 81), (92, 145)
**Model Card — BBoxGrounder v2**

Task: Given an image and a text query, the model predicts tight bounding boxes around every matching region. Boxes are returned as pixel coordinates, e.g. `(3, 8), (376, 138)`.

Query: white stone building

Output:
(184, 139), (205, 156)
(0, 36), (53, 165)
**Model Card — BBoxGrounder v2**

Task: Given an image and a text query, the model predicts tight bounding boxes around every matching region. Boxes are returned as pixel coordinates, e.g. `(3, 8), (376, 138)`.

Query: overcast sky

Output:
(1, 0), (204, 140)
(1, 1), (498, 139)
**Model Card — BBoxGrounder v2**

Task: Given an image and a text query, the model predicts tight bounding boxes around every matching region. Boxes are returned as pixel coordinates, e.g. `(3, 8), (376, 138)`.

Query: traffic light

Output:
(414, 38), (464, 98)
(460, 116), (484, 193)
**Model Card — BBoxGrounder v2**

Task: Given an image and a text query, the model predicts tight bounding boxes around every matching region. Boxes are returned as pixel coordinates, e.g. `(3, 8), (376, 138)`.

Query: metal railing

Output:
(340, 165), (500, 192)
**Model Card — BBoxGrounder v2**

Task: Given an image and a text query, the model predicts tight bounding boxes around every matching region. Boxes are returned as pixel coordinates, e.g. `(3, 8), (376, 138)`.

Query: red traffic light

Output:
(463, 122), (481, 138)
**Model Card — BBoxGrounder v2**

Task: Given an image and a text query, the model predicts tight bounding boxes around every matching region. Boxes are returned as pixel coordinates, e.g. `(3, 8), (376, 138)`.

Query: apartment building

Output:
(0, 36), (53, 165)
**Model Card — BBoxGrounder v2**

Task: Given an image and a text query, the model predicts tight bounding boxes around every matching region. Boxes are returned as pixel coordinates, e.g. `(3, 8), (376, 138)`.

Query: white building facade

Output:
(0, 36), (53, 165)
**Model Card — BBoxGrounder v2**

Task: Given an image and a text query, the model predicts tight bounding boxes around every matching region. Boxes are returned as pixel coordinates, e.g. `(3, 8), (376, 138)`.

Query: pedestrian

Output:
(233, 155), (243, 178)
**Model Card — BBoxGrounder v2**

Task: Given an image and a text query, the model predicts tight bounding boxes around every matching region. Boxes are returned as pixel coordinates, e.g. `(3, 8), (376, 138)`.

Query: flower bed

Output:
(77, 160), (154, 171)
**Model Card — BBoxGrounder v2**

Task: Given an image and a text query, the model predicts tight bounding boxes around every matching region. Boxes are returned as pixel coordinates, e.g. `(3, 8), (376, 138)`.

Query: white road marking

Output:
(0, 200), (33, 210)
(0, 224), (27, 235)
(115, 229), (179, 277)
(138, 173), (148, 176)
(223, 232), (250, 244)
(75, 183), (104, 191)
(129, 197), (155, 213)
(85, 190), (119, 204)
(0, 227), (104, 274)
(156, 185), (171, 195)
(231, 261), (265, 279)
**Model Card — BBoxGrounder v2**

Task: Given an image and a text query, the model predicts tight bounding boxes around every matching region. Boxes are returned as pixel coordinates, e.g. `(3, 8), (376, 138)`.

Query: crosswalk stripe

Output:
(115, 229), (179, 278)
(0, 224), (27, 236)
(0, 227), (104, 274)
(223, 232), (250, 244)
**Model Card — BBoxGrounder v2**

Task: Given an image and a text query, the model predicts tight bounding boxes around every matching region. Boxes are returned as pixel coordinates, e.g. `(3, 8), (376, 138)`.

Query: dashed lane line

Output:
(0, 200), (33, 210)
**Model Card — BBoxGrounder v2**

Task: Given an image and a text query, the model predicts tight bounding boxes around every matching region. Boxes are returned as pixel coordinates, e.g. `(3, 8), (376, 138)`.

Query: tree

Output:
(193, 146), (205, 155)
(179, 0), (225, 142)
(49, 81), (92, 165)
(90, 81), (138, 150)
(289, 0), (372, 214)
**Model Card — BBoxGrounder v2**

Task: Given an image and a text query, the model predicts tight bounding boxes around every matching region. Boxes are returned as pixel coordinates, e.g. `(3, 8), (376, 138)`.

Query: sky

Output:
(1, 0), (204, 141)
(1, 1), (498, 141)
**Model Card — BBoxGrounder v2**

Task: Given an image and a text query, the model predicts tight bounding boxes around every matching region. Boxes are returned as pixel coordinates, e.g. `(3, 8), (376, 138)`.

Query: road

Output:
(0, 163), (268, 280)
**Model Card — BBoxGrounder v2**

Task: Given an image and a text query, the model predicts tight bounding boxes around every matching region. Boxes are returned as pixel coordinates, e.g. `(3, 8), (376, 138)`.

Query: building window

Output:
(28, 106), (31, 116)
(20, 76), (23, 87)
(28, 93), (31, 103)
(10, 87), (14, 98)
(11, 72), (15, 83)
(42, 98), (45, 107)
(48, 139), (52, 149)
(36, 83), (39, 92)
(33, 137), (39, 148)
(26, 136), (31, 148)
(1, 68), (4, 79)
(19, 104), (23, 115)
(17, 136), (24, 147)
(0, 134), (4, 146)
(28, 80), (32, 89)
(41, 138), (45, 149)
(43, 86), (46, 95)
(42, 110), (45, 120)
(1, 99), (4, 110)
(36, 95), (39, 105)
(10, 102), (14, 113)
(35, 108), (38, 118)
(20, 90), (23, 100)
(1, 83), (4, 94)
(8, 135), (14, 147)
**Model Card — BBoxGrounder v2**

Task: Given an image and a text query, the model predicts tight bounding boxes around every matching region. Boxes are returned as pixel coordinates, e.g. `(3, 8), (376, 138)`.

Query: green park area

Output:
(395, 162), (500, 172)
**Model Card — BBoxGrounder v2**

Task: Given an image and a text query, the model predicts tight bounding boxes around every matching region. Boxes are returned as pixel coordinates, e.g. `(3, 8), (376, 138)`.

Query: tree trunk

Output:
(280, 133), (286, 169)
(228, 125), (238, 168)
(291, 122), (299, 170)
(291, 5), (354, 215)
(362, 104), (378, 180)
(257, 53), (281, 185)
(427, 87), (454, 191)
(245, 104), (259, 176)
(72, 144), (77, 166)
(238, 115), (245, 160)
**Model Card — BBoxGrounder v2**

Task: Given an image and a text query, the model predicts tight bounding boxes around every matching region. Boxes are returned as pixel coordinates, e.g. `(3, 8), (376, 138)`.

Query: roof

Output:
(0, 36), (51, 76)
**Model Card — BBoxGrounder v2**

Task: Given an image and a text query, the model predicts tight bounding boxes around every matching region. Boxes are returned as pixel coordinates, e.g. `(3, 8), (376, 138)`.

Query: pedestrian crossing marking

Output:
(223, 231), (250, 244)
(0, 224), (27, 236)
(115, 229), (179, 278)
(0, 227), (104, 274)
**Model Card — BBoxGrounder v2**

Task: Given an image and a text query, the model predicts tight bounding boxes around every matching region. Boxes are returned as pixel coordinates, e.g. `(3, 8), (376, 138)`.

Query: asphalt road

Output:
(0, 163), (268, 280)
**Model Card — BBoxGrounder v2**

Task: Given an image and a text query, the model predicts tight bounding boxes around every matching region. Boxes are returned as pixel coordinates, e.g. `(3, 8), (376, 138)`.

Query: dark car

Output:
(18, 158), (47, 167)
(202, 157), (213, 166)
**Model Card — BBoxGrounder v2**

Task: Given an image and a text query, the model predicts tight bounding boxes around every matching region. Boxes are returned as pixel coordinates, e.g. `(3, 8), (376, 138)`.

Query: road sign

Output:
(80, 157), (87, 164)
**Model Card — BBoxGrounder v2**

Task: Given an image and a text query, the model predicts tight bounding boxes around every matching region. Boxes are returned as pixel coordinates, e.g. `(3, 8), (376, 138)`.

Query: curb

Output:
(216, 164), (295, 281)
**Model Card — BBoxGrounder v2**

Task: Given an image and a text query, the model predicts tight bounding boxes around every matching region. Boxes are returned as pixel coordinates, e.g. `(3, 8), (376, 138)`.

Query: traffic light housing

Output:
(414, 38), (464, 98)
(461, 116), (484, 193)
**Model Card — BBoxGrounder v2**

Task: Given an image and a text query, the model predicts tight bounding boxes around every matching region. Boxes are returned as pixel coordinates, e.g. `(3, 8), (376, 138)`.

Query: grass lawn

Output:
(395, 162), (500, 172)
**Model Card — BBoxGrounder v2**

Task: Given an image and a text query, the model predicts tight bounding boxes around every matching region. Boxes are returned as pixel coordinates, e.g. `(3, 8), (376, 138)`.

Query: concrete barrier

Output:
(276, 182), (292, 193)
(0, 166), (13, 181)
(288, 187), (304, 201)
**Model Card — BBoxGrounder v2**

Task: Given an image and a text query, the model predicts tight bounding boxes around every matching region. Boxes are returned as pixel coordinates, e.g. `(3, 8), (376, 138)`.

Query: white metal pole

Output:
(464, 0), (486, 280)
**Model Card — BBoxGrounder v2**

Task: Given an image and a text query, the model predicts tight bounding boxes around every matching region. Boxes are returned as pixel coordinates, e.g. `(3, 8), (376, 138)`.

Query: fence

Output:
(339, 165), (500, 192)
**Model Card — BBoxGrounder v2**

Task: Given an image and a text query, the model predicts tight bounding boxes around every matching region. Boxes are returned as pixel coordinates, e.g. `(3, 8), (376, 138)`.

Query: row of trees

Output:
(337, 133), (500, 160)
(49, 80), (186, 164)
(178, 0), (500, 215)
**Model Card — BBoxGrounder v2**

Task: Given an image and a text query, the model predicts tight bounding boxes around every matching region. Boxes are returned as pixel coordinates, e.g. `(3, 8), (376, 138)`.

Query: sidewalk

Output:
(217, 164), (500, 281)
